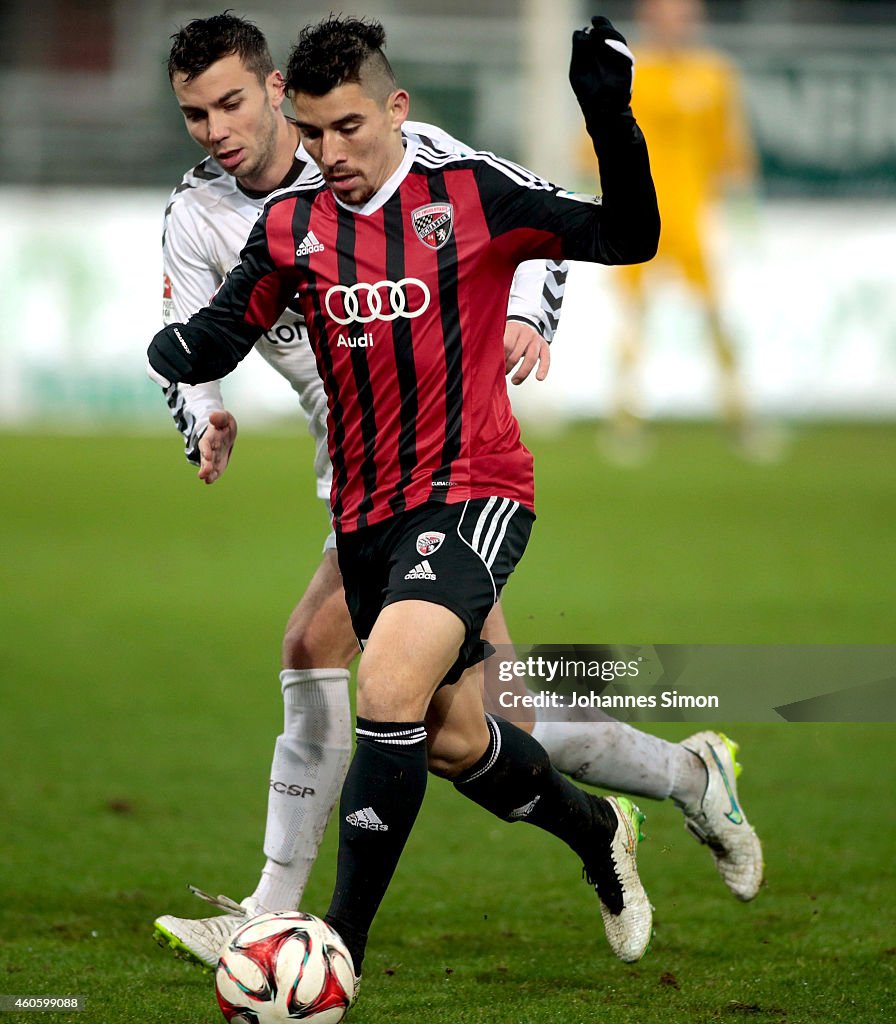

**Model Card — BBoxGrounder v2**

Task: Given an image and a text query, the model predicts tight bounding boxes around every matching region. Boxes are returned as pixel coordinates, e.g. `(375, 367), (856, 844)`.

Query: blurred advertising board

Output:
(1, 189), (894, 426)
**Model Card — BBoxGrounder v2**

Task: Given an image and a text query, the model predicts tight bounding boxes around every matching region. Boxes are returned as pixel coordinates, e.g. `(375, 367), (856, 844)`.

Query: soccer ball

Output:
(215, 911), (356, 1024)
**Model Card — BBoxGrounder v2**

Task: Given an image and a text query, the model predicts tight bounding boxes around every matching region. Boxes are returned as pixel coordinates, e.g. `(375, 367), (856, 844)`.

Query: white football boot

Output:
(677, 731), (764, 901)
(584, 795), (653, 963)
(153, 887), (269, 971)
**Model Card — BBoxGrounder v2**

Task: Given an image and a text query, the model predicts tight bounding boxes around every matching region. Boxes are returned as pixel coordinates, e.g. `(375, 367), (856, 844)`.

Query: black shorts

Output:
(336, 498), (535, 684)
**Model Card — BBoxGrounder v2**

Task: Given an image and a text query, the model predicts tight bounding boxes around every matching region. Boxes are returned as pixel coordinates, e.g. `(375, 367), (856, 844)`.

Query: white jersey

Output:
(161, 120), (567, 497)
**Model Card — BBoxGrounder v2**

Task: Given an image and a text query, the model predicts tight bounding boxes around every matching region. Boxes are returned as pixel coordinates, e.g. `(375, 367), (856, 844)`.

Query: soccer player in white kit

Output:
(152, 12), (762, 971)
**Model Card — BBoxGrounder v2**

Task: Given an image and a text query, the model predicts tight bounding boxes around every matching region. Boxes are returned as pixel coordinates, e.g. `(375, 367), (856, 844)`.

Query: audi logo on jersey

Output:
(325, 278), (431, 325)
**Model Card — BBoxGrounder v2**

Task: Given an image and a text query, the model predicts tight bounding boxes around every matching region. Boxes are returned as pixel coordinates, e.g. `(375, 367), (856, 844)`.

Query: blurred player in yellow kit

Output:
(583, 0), (763, 457)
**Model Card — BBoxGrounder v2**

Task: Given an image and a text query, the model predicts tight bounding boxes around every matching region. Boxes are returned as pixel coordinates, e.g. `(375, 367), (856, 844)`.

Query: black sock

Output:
(324, 717), (428, 973)
(453, 714), (617, 864)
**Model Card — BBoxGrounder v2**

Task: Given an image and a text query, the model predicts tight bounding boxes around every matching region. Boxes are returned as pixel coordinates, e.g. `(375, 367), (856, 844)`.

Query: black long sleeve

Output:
(149, 309), (262, 387)
(570, 108), (660, 265)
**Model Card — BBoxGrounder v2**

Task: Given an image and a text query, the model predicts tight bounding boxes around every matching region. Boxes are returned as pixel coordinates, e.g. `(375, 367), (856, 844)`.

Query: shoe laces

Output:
(581, 796), (626, 914)
(583, 856), (624, 915)
(188, 885), (248, 916)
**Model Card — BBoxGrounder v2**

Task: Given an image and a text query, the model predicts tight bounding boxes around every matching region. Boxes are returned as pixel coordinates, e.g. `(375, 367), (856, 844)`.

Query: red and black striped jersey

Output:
(149, 113), (658, 531)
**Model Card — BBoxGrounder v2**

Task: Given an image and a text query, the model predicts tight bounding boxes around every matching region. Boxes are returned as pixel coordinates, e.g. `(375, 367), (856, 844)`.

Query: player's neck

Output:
(368, 139), (407, 198)
(240, 116), (301, 194)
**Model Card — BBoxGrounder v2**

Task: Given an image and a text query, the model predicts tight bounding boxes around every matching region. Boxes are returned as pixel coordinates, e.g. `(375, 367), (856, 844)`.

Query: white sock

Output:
(251, 668), (352, 911)
(531, 714), (704, 805)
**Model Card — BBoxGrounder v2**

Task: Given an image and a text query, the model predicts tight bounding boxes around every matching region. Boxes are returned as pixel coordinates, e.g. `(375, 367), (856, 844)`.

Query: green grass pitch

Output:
(1, 422), (894, 1023)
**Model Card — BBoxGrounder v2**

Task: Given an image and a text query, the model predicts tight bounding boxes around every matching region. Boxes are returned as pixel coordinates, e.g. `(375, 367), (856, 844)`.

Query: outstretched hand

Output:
(198, 410), (238, 485)
(504, 321), (551, 385)
(569, 15), (635, 121)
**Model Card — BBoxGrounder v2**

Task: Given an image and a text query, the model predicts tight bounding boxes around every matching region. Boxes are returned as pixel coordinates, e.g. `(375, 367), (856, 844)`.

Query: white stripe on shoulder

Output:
(413, 144), (554, 192)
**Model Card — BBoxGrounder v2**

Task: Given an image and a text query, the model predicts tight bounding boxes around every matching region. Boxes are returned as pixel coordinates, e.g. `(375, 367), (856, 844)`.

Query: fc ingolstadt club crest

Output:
(411, 203), (454, 250)
(416, 531), (445, 556)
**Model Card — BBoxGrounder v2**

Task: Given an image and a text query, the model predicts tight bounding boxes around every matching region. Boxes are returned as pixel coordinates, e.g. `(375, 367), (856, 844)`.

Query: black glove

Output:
(569, 15), (634, 128)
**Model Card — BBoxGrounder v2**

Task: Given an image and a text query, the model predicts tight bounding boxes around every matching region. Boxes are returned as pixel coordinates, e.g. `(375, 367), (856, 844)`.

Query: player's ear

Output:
(267, 69), (286, 110)
(388, 89), (409, 129)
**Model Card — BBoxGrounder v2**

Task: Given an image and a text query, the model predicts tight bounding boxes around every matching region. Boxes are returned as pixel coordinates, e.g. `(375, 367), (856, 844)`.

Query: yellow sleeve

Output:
(715, 56), (758, 188)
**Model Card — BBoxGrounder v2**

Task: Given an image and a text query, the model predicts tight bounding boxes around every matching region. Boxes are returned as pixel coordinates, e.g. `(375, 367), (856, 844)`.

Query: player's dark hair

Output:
(284, 15), (396, 102)
(167, 11), (274, 85)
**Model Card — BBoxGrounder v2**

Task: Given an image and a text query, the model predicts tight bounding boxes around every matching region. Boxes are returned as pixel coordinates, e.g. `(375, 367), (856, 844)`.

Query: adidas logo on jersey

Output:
(404, 559), (436, 580)
(346, 806), (389, 831)
(296, 231), (325, 257)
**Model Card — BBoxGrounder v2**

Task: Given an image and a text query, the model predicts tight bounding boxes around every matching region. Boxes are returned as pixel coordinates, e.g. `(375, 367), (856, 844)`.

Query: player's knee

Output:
(354, 670), (428, 723)
(427, 744), (478, 779)
(426, 724), (488, 779)
(283, 632), (323, 669)
(282, 607), (358, 670)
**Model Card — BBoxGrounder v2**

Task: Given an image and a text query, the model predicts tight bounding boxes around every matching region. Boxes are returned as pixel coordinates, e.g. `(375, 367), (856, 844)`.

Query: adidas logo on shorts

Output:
(404, 559), (436, 580)
(346, 806), (389, 831)
(295, 231), (325, 257)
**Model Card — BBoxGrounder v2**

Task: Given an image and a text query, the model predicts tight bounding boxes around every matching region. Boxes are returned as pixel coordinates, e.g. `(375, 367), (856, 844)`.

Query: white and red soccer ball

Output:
(215, 911), (356, 1024)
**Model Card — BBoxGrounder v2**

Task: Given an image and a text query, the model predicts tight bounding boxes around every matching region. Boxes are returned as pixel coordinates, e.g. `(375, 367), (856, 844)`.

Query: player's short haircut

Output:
(284, 15), (397, 104)
(167, 11), (275, 86)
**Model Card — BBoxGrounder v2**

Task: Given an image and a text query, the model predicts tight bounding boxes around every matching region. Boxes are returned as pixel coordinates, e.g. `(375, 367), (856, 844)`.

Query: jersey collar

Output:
(235, 120), (307, 200)
(332, 137), (419, 217)
(236, 154), (307, 201)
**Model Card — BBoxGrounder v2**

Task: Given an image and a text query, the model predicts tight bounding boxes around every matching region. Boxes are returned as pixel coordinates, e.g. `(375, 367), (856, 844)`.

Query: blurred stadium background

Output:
(1, 0), (895, 427)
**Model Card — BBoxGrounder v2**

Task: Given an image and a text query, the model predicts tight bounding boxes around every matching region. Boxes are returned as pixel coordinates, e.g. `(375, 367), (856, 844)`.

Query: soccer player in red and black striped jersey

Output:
(150, 14), (660, 983)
